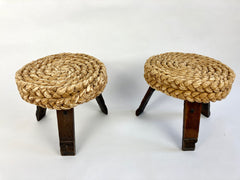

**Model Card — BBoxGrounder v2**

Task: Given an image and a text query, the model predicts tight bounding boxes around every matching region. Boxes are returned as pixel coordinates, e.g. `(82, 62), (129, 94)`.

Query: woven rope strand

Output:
(144, 52), (235, 103)
(15, 53), (108, 110)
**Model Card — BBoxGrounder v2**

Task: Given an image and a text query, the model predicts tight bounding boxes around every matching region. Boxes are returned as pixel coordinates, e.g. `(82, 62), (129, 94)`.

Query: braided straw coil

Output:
(144, 52), (235, 103)
(15, 53), (107, 110)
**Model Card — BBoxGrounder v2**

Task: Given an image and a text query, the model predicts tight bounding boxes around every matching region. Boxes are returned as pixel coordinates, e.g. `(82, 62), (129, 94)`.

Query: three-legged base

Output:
(136, 86), (211, 151)
(35, 94), (108, 156)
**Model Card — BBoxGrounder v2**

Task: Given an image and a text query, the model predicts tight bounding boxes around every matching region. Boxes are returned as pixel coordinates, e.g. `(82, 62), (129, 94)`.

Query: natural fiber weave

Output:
(144, 52), (235, 103)
(15, 53), (107, 110)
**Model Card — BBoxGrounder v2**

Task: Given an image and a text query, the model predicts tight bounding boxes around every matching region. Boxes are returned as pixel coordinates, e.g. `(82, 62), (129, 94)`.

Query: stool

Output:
(136, 52), (235, 150)
(15, 53), (108, 155)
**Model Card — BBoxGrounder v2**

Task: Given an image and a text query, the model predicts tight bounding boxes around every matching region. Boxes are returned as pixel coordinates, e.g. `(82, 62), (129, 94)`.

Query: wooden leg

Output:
(182, 101), (202, 151)
(57, 108), (75, 156)
(136, 87), (155, 116)
(201, 103), (210, 118)
(96, 94), (108, 115)
(36, 106), (46, 121)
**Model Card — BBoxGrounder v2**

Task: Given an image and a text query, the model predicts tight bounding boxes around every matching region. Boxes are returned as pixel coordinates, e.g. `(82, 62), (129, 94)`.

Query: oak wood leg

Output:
(201, 103), (210, 118)
(182, 101), (202, 151)
(36, 106), (46, 121)
(96, 94), (108, 115)
(136, 87), (155, 116)
(57, 108), (75, 156)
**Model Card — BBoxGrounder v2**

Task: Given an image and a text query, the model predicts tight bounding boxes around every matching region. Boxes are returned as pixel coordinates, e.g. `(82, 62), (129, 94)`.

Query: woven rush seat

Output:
(15, 53), (107, 110)
(144, 52), (235, 103)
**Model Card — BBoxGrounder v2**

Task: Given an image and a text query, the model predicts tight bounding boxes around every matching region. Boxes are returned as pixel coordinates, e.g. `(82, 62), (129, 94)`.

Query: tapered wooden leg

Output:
(57, 108), (75, 156)
(136, 87), (155, 116)
(36, 106), (46, 121)
(201, 103), (210, 118)
(96, 94), (108, 115)
(182, 101), (202, 151)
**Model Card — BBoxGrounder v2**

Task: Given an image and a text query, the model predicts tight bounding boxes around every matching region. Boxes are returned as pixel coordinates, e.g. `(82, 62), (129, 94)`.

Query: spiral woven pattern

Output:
(144, 52), (235, 103)
(15, 53), (107, 110)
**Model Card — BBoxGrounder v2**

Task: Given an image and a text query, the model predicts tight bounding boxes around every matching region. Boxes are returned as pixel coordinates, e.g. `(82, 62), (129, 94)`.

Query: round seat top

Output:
(144, 52), (235, 103)
(15, 53), (107, 110)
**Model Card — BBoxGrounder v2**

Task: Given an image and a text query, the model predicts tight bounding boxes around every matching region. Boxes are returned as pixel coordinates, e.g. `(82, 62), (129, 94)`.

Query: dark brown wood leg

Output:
(182, 101), (202, 151)
(96, 94), (108, 115)
(57, 108), (75, 156)
(136, 87), (155, 116)
(36, 106), (46, 121)
(201, 103), (210, 118)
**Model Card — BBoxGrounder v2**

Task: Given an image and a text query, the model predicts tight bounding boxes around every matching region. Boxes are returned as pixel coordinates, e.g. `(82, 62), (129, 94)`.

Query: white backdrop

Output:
(0, 0), (240, 179)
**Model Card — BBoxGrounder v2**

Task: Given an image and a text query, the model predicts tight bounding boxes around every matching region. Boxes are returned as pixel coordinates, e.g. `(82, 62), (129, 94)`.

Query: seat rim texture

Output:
(144, 52), (235, 103)
(15, 53), (107, 110)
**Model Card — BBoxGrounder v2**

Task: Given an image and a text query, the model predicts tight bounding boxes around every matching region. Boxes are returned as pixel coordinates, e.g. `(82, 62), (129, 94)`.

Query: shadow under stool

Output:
(136, 52), (235, 151)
